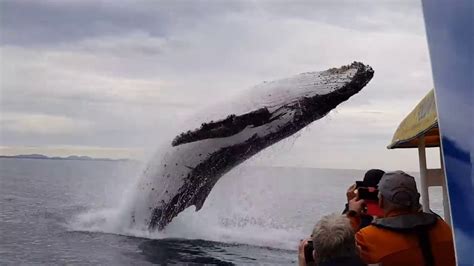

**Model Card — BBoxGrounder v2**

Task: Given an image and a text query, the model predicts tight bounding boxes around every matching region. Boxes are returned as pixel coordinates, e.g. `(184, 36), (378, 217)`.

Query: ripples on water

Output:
(0, 158), (439, 265)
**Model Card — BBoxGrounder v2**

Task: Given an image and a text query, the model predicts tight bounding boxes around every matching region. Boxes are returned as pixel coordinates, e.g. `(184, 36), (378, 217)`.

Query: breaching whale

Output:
(130, 62), (374, 230)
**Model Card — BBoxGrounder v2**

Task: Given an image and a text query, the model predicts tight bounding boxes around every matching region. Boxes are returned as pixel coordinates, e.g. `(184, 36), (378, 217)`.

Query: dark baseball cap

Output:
(362, 169), (385, 187)
(378, 171), (420, 208)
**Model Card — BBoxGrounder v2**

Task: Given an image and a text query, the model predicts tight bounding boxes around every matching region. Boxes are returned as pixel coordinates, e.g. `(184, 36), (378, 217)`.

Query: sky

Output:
(0, 0), (442, 171)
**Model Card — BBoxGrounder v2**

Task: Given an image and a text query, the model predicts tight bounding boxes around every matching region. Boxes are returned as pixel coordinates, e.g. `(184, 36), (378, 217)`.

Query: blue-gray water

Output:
(0, 158), (441, 265)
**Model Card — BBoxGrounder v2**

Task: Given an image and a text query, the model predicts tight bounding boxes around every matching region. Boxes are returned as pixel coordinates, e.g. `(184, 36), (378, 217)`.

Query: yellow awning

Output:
(388, 89), (440, 149)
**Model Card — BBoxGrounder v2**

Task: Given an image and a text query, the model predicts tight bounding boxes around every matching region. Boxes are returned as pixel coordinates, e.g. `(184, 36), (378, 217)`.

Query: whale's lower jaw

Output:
(147, 64), (374, 230)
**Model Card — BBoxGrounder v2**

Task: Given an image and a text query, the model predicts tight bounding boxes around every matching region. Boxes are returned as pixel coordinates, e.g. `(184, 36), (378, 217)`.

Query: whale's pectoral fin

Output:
(172, 108), (271, 146)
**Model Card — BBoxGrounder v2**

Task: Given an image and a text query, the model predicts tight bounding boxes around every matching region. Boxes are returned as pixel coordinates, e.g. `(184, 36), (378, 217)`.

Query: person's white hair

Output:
(311, 213), (357, 264)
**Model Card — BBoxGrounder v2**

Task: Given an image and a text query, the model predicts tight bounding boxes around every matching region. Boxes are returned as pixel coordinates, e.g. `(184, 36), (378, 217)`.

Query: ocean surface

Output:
(0, 158), (443, 265)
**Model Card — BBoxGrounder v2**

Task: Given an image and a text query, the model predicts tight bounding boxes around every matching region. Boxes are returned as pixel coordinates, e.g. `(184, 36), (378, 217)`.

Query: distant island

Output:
(0, 154), (130, 162)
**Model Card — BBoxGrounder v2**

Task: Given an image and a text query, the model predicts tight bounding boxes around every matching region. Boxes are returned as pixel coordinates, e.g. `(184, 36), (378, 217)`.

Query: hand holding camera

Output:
(298, 238), (315, 266)
(346, 183), (357, 202)
(349, 181), (383, 217)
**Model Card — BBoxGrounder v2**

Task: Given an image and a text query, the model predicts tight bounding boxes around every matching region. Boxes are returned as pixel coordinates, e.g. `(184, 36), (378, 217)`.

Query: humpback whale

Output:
(130, 62), (374, 230)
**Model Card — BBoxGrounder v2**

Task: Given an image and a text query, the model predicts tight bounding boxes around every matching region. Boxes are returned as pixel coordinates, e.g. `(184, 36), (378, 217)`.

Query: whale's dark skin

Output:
(130, 62), (374, 231)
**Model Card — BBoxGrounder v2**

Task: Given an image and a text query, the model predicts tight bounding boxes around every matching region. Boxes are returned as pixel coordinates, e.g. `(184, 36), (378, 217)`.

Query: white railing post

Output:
(418, 136), (430, 212)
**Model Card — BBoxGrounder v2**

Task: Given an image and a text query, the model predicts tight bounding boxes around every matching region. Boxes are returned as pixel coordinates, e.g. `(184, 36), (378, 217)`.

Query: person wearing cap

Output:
(343, 169), (385, 229)
(347, 171), (455, 266)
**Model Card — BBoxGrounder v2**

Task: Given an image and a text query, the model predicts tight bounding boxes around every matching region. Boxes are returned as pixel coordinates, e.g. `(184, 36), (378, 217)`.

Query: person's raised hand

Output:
(346, 183), (357, 202)
(349, 197), (365, 214)
(298, 238), (311, 266)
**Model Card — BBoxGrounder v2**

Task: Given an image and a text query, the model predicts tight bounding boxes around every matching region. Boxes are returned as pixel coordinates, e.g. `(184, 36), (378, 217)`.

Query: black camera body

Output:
(304, 240), (314, 263)
(355, 181), (379, 200)
(355, 181), (384, 216)
(357, 187), (379, 201)
(355, 181), (365, 188)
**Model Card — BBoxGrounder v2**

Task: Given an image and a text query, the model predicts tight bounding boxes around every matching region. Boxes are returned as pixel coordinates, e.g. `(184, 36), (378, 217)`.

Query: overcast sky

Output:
(0, 0), (441, 170)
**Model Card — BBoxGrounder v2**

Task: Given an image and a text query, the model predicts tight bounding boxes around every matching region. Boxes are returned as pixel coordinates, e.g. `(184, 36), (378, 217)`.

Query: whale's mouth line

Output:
(172, 108), (272, 147)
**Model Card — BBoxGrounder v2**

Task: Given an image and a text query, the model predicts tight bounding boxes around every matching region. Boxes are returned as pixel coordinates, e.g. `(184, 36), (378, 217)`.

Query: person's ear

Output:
(378, 194), (384, 209)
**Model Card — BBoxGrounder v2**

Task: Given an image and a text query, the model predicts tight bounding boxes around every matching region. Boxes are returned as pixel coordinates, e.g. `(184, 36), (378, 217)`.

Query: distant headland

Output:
(0, 154), (130, 162)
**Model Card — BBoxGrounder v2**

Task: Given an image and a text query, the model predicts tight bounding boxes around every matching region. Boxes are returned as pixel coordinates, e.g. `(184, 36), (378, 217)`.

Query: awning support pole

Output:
(418, 136), (430, 212)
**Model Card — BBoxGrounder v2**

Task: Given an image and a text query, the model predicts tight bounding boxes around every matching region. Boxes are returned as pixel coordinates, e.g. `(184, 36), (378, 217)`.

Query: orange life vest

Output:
(348, 210), (455, 266)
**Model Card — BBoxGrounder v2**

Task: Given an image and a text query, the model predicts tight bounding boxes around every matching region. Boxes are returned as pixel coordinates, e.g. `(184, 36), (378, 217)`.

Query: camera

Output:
(357, 187), (379, 201)
(355, 180), (379, 200)
(355, 183), (384, 216)
(355, 181), (365, 188)
(304, 240), (314, 263)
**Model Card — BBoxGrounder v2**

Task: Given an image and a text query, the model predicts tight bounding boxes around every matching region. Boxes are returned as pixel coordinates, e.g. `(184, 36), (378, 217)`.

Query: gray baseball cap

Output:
(378, 171), (420, 208)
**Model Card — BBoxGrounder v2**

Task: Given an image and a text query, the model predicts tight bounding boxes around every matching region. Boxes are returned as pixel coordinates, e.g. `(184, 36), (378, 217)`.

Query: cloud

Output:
(0, 0), (246, 46)
(1, 113), (92, 135)
(0, 45), (167, 104)
(0, 1), (436, 170)
(0, 1), (423, 46)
